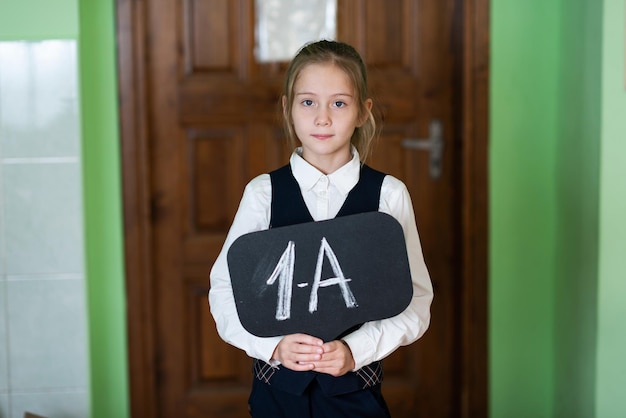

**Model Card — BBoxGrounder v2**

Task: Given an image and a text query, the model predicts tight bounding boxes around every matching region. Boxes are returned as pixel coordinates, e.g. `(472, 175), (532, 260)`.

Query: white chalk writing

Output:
(265, 240), (295, 320)
(309, 237), (357, 313)
(266, 237), (358, 321)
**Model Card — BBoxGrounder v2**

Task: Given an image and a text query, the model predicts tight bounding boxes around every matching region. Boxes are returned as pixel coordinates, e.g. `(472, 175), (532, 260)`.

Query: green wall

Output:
(595, 1), (626, 417)
(78, 0), (129, 417)
(490, 1), (560, 416)
(554, 0), (602, 416)
(491, 0), (626, 417)
(0, 0), (78, 40)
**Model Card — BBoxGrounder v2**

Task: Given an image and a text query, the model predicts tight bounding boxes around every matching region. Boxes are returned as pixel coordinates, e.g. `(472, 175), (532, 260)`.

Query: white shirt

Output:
(209, 148), (433, 371)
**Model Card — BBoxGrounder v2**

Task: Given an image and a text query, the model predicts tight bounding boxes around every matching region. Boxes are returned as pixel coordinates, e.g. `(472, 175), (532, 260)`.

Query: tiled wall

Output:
(0, 41), (89, 418)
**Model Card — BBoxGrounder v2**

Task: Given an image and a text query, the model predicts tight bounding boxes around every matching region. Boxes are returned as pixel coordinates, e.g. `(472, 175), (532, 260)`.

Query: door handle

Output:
(401, 119), (443, 179)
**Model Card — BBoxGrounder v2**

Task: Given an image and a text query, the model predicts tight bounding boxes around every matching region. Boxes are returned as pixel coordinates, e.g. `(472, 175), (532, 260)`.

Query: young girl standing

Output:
(209, 40), (433, 417)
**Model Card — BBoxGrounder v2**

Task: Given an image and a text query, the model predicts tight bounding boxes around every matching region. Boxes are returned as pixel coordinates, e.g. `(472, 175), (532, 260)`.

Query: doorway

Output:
(116, 1), (489, 416)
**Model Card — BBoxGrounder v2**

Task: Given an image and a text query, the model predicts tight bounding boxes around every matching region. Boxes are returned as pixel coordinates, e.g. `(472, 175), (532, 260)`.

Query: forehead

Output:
(294, 63), (354, 93)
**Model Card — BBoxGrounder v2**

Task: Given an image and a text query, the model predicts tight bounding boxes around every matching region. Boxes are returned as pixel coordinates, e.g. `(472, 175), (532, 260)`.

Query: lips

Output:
(312, 134), (333, 140)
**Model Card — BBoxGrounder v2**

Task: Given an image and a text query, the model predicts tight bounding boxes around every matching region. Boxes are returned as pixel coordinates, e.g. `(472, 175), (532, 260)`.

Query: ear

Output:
(357, 98), (373, 127)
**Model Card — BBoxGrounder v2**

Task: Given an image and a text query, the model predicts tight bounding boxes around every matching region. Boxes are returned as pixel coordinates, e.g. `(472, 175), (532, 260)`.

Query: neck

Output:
(302, 152), (352, 175)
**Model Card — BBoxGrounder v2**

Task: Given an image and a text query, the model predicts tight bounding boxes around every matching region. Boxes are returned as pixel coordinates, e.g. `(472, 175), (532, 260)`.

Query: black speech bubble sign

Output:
(227, 211), (413, 342)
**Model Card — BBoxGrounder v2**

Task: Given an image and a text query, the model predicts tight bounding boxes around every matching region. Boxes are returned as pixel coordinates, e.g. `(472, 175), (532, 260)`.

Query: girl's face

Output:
(288, 63), (369, 174)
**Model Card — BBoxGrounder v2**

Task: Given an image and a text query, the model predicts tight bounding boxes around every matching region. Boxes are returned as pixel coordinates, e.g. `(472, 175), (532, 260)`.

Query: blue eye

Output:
(302, 99), (314, 106)
(334, 101), (346, 108)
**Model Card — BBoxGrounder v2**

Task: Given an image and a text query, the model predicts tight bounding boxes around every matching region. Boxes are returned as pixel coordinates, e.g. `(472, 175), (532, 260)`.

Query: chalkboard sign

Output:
(227, 211), (413, 342)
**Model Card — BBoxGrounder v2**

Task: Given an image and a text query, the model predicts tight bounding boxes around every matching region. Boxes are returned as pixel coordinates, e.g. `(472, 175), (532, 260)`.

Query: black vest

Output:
(270, 163), (385, 227)
(260, 163), (386, 396)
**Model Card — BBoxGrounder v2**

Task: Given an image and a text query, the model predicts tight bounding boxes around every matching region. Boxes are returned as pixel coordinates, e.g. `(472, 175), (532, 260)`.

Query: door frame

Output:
(115, 1), (489, 416)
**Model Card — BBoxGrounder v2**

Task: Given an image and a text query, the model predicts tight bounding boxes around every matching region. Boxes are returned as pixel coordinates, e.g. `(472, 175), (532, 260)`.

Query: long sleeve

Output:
(342, 175), (433, 370)
(208, 174), (282, 362)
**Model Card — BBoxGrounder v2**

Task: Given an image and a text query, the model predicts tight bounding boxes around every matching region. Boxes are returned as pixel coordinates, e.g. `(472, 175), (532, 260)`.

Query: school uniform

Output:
(209, 148), (433, 417)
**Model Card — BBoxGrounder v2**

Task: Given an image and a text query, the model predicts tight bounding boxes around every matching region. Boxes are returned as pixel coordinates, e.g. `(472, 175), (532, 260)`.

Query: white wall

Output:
(0, 40), (89, 418)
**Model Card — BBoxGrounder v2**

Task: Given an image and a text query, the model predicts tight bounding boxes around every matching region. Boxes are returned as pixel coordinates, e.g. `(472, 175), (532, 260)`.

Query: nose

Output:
(315, 108), (331, 126)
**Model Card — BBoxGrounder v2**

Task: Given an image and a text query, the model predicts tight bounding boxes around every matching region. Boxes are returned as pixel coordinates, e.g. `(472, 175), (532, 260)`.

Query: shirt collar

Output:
(290, 146), (361, 194)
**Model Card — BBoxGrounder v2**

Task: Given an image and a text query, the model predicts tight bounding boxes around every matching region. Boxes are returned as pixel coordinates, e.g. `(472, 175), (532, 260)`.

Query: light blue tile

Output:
(10, 390), (88, 418)
(2, 162), (84, 275)
(0, 281), (8, 392)
(7, 278), (88, 391)
(0, 238), (4, 279)
(0, 394), (9, 418)
(0, 204), (4, 278)
(0, 41), (80, 159)
(1, 140), (4, 278)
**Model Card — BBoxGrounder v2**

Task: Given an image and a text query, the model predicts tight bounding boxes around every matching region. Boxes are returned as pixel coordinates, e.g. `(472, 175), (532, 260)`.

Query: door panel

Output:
(117, 0), (489, 417)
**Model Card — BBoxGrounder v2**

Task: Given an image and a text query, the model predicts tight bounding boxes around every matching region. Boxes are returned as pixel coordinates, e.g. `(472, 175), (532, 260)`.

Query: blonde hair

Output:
(282, 40), (377, 162)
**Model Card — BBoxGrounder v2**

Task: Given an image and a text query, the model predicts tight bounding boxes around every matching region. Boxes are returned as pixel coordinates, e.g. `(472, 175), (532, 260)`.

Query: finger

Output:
(310, 362), (348, 377)
(289, 333), (324, 347)
(281, 342), (323, 358)
(287, 360), (316, 372)
(294, 343), (324, 356)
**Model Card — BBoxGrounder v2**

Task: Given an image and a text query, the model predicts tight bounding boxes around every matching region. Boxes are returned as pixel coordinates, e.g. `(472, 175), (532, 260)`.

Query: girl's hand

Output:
(311, 340), (355, 377)
(271, 334), (324, 371)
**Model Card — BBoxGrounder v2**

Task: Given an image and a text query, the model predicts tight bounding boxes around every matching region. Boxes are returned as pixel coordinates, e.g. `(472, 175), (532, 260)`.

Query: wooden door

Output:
(116, 0), (489, 417)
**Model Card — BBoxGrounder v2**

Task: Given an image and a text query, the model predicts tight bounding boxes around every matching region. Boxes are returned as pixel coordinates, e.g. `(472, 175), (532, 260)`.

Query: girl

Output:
(209, 40), (433, 418)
